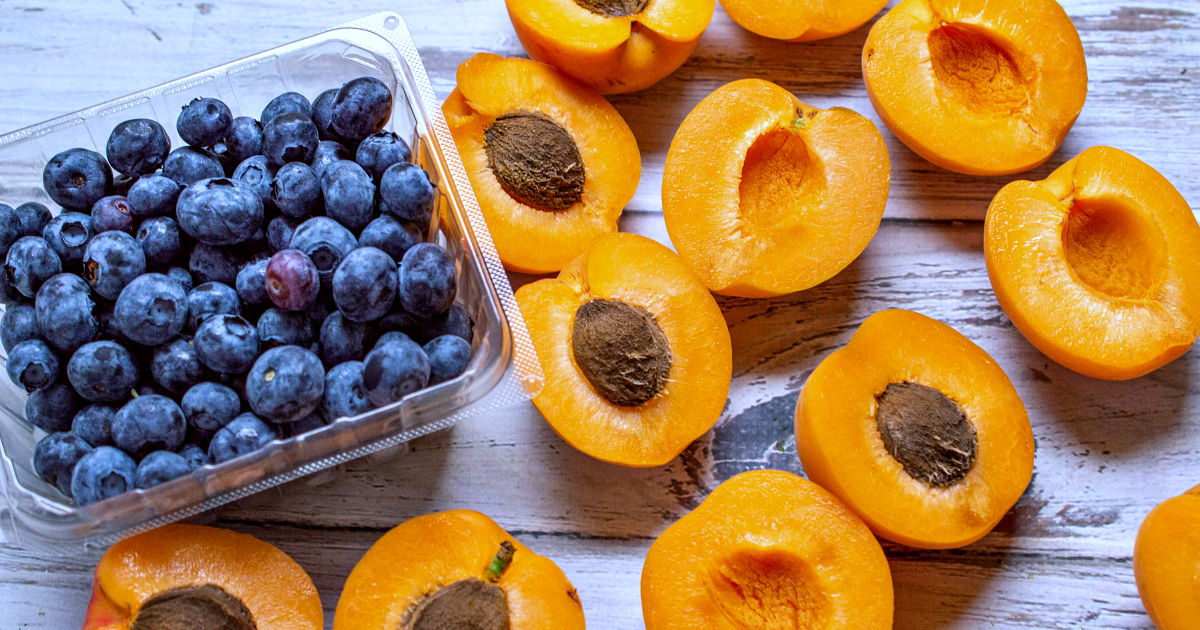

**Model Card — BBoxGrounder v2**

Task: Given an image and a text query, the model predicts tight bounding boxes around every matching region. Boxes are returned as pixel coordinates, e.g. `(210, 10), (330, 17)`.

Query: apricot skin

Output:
(719, 0), (888, 41)
(1135, 485), (1200, 630)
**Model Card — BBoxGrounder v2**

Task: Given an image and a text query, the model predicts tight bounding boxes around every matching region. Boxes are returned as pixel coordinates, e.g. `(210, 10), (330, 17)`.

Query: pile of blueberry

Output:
(0, 77), (475, 507)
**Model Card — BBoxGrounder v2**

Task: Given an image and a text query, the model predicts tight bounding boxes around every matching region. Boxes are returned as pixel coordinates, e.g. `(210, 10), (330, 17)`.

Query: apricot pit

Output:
(484, 111), (585, 211)
(131, 585), (254, 630)
(876, 381), (977, 488)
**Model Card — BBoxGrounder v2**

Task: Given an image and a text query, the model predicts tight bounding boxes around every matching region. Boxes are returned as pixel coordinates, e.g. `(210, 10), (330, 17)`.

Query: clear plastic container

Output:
(0, 12), (542, 550)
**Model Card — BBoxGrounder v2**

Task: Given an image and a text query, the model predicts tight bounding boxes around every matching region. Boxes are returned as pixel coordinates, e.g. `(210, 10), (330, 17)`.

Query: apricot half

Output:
(662, 79), (889, 298)
(796, 309), (1035, 549)
(83, 524), (322, 630)
(863, 0), (1087, 175)
(985, 147), (1200, 381)
(1134, 485), (1200, 630)
(507, 0), (714, 94)
(515, 232), (731, 467)
(720, 0), (888, 41)
(334, 510), (584, 630)
(642, 469), (893, 630)
(443, 53), (641, 274)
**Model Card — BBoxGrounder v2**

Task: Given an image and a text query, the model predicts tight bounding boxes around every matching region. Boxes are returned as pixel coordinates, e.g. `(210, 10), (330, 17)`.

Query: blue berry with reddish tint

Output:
(257, 308), (313, 350)
(289, 217), (357, 285)
(112, 394), (187, 458)
(356, 131), (412, 181)
(246, 345), (325, 424)
(265, 249), (320, 311)
(90, 196), (135, 234)
(262, 92), (312, 123)
(271, 162), (322, 218)
(319, 311), (366, 366)
(321, 160), (375, 232)
(151, 336), (210, 395)
(6, 236), (62, 298)
(413, 303), (474, 345)
(186, 281), (240, 331)
(208, 413), (278, 464)
(127, 174), (181, 218)
(236, 258), (269, 305)
(194, 314), (259, 373)
(7, 339), (59, 392)
(323, 360), (372, 419)
(134, 450), (191, 489)
(311, 140), (352, 179)
(311, 89), (340, 141)
(15, 202), (53, 238)
(82, 231), (145, 300)
(165, 266), (193, 293)
(41, 212), (92, 268)
(0, 204), (22, 260)
(188, 243), (240, 286)
(136, 217), (183, 267)
(72, 405), (116, 448)
(177, 97), (233, 147)
(43, 148), (113, 211)
(362, 336), (430, 407)
(176, 443), (208, 470)
(34, 432), (93, 495)
(70, 445), (136, 505)
(1, 301), (40, 352)
(267, 216), (300, 253)
(114, 272), (188, 346)
(424, 335), (471, 385)
(106, 118), (171, 176)
(67, 340), (139, 403)
(262, 112), (319, 168)
(380, 162), (436, 222)
(26, 382), (83, 433)
(177, 177), (265, 246)
(332, 247), (396, 323)
(398, 243), (457, 318)
(223, 116), (263, 164)
(181, 381), (241, 432)
(332, 77), (394, 141)
(359, 215), (422, 264)
(35, 273), (98, 354)
(162, 146), (224, 186)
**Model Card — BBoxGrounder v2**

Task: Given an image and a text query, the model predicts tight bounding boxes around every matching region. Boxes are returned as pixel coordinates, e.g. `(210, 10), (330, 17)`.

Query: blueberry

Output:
(82, 231), (145, 300)
(165, 266), (194, 293)
(35, 273), (99, 353)
(136, 217), (183, 267)
(72, 405), (116, 448)
(40, 212), (92, 269)
(112, 394), (187, 458)
(398, 243), (456, 318)
(70, 445), (136, 505)
(311, 89), (340, 141)
(33, 432), (93, 495)
(67, 340), (139, 403)
(176, 442), (208, 470)
(0, 204), (22, 260)
(188, 242), (240, 286)
(0, 267), (21, 306)
(112, 273), (187, 346)
(106, 118), (171, 176)
(380, 162), (436, 223)
(90, 196), (135, 234)
(132, 450), (190, 489)
(186, 281), (240, 331)
(265, 249), (320, 311)
(424, 335), (471, 385)
(266, 216), (301, 253)
(162, 146), (225, 186)
(319, 311), (366, 366)
(177, 177), (265, 246)
(127, 174), (182, 218)
(323, 360), (372, 419)
(310, 140), (352, 179)
(271, 162), (322, 218)
(194, 314), (259, 373)
(149, 337), (209, 394)
(181, 381), (241, 431)
(235, 258), (268, 305)
(332, 77), (394, 140)
(356, 131), (412, 181)
(43, 148), (113, 211)
(26, 381), (84, 433)
(359, 215), (422, 264)
(231, 155), (277, 211)
(257, 308), (313, 350)
(14, 202), (53, 238)
(263, 112), (319, 168)
(306, 293), (336, 328)
(262, 92), (312, 123)
(6, 236), (62, 298)
(373, 331), (413, 351)
(321, 160), (375, 231)
(113, 174), (139, 197)
(1, 301), (41, 352)
(208, 413), (278, 464)
(413, 302), (474, 345)
(245, 345), (324, 423)
(223, 116), (264, 164)
(362, 337), (430, 407)
(332, 247), (396, 322)
(283, 411), (326, 437)
(289, 217), (357, 285)
(136, 382), (171, 399)
(7, 339), (59, 391)
(178, 97), (233, 147)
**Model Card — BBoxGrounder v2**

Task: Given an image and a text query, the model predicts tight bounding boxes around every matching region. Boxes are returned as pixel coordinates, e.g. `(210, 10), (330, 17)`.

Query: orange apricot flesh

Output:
(863, 0), (1087, 175)
(1134, 484), (1200, 630)
(719, 0), (888, 41)
(985, 146), (1200, 380)
(662, 78), (890, 298)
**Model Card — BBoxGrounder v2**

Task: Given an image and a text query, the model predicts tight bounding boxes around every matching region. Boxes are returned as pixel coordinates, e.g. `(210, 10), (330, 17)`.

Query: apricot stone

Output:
(1134, 484), (1200, 630)
(863, 0), (1087, 175)
(720, 0), (888, 41)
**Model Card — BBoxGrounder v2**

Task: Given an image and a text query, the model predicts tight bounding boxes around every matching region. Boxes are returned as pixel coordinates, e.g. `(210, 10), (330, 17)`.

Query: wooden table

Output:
(2, 1), (1198, 628)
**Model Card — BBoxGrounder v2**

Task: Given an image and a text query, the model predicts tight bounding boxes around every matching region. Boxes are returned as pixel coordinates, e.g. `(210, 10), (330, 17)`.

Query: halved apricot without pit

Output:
(334, 510), (585, 630)
(662, 78), (889, 298)
(507, 0), (714, 94)
(515, 232), (731, 467)
(796, 309), (1035, 549)
(720, 0), (888, 41)
(1135, 485), (1200, 630)
(642, 469), (893, 630)
(863, 0), (1087, 175)
(443, 53), (641, 274)
(83, 524), (322, 630)
(985, 147), (1200, 381)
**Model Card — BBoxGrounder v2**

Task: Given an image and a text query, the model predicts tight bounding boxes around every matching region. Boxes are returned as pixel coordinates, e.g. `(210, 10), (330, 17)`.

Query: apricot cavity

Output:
(719, 0), (888, 41)
(1134, 485), (1200, 630)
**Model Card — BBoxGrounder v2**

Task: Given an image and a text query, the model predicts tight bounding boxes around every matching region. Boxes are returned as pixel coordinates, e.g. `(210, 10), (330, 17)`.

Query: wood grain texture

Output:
(1, 1), (1198, 629)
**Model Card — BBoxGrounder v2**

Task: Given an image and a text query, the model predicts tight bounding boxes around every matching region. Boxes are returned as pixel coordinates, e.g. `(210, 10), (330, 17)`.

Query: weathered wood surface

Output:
(1, 1), (1199, 629)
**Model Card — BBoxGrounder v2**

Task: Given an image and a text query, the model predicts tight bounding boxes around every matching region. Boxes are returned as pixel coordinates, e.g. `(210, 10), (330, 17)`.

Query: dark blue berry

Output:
(7, 338), (59, 391)
(265, 249), (320, 311)
(271, 162), (322, 217)
(90, 196), (135, 234)
(113, 174), (139, 197)
(162, 146), (224, 186)
(263, 113), (319, 168)
(267, 215), (301, 253)
(246, 345), (324, 423)
(134, 450), (191, 489)
(208, 413), (278, 464)
(72, 405), (116, 448)
(262, 92), (312, 123)
(136, 217), (183, 267)
(151, 336), (211, 394)
(332, 77), (394, 140)
(362, 337), (430, 407)
(176, 442), (208, 470)
(106, 118), (171, 176)
(41, 212), (92, 268)
(127, 174), (182, 218)
(26, 381), (84, 433)
(43, 148), (113, 211)
(70, 445), (136, 505)
(311, 140), (352, 179)
(356, 131), (412, 181)
(14, 202), (53, 238)
(165, 266), (194, 293)
(177, 177), (265, 246)
(67, 340), (139, 403)
(223, 116), (264, 164)
(194, 314), (259, 373)
(231, 155), (277, 211)
(332, 247), (396, 322)
(181, 381), (241, 431)
(188, 242), (240, 286)
(380, 162), (436, 222)
(177, 97), (233, 147)
(186, 281), (240, 331)
(321, 160), (375, 231)
(319, 311), (365, 366)
(289, 217), (357, 285)
(323, 360), (372, 420)
(0, 204), (22, 261)
(0, 266), (20, 305)
(257, 308), (313, 349)
(424, 335), (471, 385)
(34, 432), (93, 495)
(1, 301), (41, 352)
(82, 231), (145, 300)
(112, 273), (188, 348)
(311, 89), (340, 141)
(413, 302), (474, 345)
(6, 236), (62, 298)
(359, 215), (422, 264)
(35, 273), (98, 353)
(398, 243), (456, 318)
(283, 411), (326, 437)
(373, 331), (413, 351)
(112, 394), (187, 458)
(236, 258), (269, 305)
